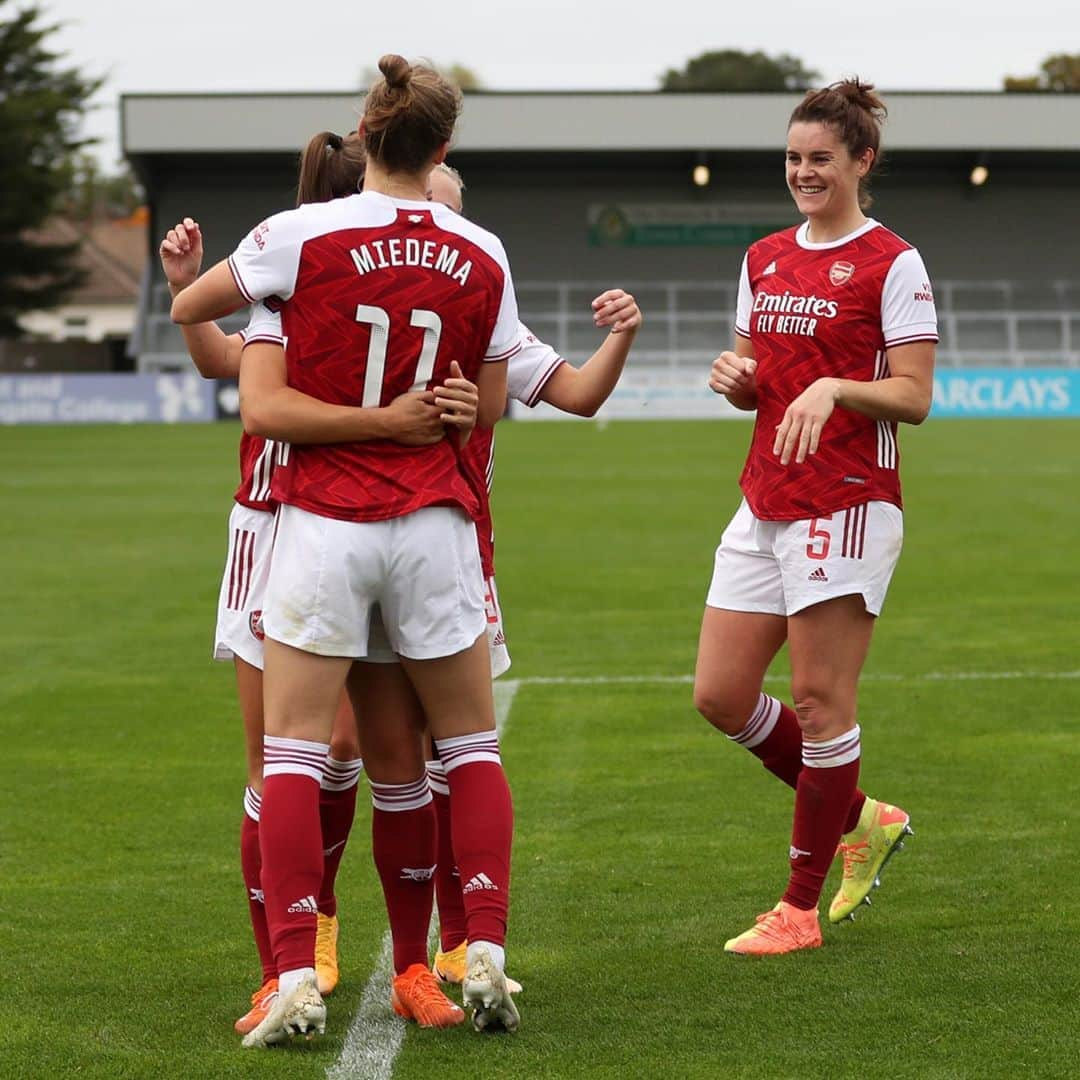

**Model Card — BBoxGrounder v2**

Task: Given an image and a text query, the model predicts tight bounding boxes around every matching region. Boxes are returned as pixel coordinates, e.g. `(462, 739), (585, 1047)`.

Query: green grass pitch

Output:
(1, 418), (1077, 1079)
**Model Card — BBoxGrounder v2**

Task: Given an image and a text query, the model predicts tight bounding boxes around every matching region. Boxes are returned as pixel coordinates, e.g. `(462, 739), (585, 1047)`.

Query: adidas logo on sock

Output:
(400, 865), (436, 882)
(286, 894), (318, 915)
(763, 260), (777, 275)
(462, 872), (499, 893)
(808, 567), (829, 582)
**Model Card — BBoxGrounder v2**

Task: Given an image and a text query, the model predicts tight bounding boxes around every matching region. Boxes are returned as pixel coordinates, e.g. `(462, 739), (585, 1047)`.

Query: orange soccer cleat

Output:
(391, 964), (466, 1028)
(724, 901), (823, 956)
(234, 978), (279, 1035)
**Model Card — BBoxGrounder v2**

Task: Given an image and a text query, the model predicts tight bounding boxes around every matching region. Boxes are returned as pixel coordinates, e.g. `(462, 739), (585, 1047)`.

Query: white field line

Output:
(327, 679), (521, 1080)
(515, 670), (1080, 686)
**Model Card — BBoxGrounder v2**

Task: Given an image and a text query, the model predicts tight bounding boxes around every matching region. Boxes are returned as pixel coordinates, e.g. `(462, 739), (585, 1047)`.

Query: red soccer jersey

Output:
(733, 220), (938, 520)
(231, 317), (286, 512)
(233, 433), (277, 512)
(228, 192), (520, 523)
(462, 321), (566, 577)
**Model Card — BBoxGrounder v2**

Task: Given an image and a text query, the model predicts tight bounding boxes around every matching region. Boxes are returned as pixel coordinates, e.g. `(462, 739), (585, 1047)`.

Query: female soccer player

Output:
(159, 129), (477, 1035)
(422, 163), (642, 983)
(697, 78), (935, 955)
(173, 54), (522, 1044)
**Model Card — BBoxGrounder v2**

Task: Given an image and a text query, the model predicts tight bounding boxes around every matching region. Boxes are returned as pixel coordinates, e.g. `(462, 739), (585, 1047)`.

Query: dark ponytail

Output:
(295, 130), (366, 206)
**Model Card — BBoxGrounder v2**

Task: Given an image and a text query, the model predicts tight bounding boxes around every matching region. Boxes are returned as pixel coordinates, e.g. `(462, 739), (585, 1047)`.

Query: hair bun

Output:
(379, 53), (412, 91)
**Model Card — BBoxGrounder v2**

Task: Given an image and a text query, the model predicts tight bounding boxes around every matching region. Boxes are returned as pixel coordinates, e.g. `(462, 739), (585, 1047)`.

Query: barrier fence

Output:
(4, 368), (1080, 425)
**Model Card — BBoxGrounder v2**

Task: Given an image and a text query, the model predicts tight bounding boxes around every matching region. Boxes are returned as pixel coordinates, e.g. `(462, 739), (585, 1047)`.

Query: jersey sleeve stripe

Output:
(485, 341), (522, 362)
(524, 357), (566, 407)
(884, 331), (939, 347)
(242, 333), (285, 347)
(227, 255), (257, 304)
(734, 321), (751, 338)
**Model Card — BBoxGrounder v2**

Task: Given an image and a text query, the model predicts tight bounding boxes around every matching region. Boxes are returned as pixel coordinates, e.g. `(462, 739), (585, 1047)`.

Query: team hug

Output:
(163, 54), (936, 1048)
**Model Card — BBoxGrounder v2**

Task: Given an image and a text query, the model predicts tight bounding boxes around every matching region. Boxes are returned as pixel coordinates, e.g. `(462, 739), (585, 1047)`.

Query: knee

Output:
(693, 681), (753, 736)
(329, 728), (361, 763)
(790, 682), (851, 740)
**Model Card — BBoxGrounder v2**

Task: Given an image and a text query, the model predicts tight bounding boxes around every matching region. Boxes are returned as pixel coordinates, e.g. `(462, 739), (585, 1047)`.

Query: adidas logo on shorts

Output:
(808, 567), (829, 582)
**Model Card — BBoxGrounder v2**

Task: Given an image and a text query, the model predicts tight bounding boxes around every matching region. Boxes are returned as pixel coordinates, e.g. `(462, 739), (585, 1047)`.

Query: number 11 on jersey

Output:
(356, 305), (444, 406)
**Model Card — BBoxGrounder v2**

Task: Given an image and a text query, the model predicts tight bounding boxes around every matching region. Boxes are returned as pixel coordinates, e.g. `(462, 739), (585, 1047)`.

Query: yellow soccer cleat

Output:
(432, 941), (467, 985)
(234, 978), (278, 1035)
(724, 901), (823, 956)
(391, 963), (466, 1028)
(315, 913), (339, 995)
(829, 798), (913, 924)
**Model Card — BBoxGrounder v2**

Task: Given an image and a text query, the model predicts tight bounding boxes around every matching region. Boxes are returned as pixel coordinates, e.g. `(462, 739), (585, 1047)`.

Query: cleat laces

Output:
(838, 838), (871, 877)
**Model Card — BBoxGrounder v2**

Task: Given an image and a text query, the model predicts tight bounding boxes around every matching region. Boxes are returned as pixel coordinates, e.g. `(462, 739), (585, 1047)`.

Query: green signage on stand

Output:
(588, 203), (796, 247)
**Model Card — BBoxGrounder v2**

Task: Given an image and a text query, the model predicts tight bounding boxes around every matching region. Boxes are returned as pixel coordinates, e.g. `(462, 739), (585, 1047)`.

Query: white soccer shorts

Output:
(213, 502), (275, 670)
(706, 497), (904, 617)
(359, 573), (511, 676)
(263, 503), (487, 660)
(484, 575), (511, 678)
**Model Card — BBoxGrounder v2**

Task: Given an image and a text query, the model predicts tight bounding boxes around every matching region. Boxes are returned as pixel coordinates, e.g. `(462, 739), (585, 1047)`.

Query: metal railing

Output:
(136, 278), (1080, 372)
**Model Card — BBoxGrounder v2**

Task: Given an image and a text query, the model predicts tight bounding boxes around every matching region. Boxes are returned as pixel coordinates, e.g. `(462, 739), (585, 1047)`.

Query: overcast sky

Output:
(38, 0), (1077, 169)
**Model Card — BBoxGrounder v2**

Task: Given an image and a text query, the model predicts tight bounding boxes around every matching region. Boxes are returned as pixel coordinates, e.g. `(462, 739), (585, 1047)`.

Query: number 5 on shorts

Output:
(806, 516), (832, 561)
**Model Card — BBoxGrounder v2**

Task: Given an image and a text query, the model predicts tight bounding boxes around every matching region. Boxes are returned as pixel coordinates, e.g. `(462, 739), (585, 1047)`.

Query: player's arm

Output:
(538, 289), (641, 417)
(772, 342), (934, 466)
(240, 341), (447, 446)
(832, 342), (935, 424)
(159, 217), (242, 378)
(171, 260), (247, 324)
(476, 360), (508, 429)
(708, 335), (758, 411)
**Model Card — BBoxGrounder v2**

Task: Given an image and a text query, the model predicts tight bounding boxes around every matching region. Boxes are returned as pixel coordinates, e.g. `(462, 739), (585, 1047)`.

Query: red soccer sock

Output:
(731, 694), (867, 833)
(240, 788), (276, 983)
(318, 756), (363, 918)
(783, 727), (862, 911)
(260, 736), (328, 975)
(426, 759), (467, 952)
(435, 732), (513, 948)
(369, 776), (437, 974)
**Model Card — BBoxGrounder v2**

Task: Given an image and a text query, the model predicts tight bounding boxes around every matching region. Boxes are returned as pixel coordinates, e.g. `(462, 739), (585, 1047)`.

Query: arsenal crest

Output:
(829, 260), (855, 286)
(249, 610), (265, 641)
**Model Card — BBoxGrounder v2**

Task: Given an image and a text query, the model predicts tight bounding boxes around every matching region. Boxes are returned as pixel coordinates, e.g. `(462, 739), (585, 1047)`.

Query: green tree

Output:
(1004, 52), (1080, 91)
(64, 154), (144, 222)
(661, 49), (819, 92)
(0, 1), (101, 335)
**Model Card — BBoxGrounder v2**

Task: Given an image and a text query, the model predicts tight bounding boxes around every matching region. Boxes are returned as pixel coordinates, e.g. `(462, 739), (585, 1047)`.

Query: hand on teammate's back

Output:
(383, 391), (447, 446)
(433, 362), (479, 431)
(592, 289), (641, 334)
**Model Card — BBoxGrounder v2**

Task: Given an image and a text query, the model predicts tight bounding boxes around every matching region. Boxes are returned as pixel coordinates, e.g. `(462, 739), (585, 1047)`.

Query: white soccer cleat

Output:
(462, 945), (520, 1033)
(241, 971), (326, 1048)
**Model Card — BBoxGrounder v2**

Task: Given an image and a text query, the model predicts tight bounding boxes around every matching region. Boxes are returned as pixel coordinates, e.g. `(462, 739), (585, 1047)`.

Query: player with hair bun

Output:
(697, 78), (936, 955)
(160, 126), (476, 1036)
(173, 53), (522, 1044)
